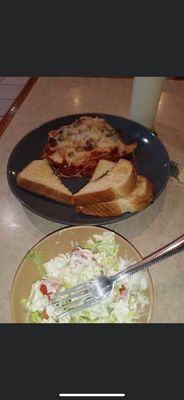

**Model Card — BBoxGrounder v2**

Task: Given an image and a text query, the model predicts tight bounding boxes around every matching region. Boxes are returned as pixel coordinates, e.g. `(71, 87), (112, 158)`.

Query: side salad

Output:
(23, 231), (149, 323)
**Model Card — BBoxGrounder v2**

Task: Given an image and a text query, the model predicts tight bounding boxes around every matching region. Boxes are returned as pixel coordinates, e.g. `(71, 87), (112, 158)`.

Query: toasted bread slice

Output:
(76, 175), (154, 216)
(90, 159), (116, 182)
(16, 159), (73, 205)
(73, 159), (137, 205)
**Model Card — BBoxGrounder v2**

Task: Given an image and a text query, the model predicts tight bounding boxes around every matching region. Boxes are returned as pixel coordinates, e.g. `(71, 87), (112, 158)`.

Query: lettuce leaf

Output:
(29, 311), (42, 323)
(27, 250), (46, 277)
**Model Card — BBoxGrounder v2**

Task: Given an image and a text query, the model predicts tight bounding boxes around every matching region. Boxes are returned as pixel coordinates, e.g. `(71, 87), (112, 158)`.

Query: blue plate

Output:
(7, 113), (170, 225)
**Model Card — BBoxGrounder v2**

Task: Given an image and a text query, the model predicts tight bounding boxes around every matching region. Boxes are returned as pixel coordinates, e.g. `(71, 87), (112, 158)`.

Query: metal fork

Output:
(52, 234), (184, 319)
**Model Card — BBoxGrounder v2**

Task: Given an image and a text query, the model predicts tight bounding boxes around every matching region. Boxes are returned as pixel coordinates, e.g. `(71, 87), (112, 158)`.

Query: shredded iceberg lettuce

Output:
(29, 311), (42, 323)
(27, 250), (46, 277)
(23, 232), (149, 323)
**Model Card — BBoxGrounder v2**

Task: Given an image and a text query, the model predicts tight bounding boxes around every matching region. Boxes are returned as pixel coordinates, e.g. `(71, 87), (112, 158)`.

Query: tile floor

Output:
(0, 77), (30, 121)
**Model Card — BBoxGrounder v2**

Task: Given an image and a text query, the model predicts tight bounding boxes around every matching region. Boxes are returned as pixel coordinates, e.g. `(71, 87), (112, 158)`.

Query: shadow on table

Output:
(23, 207), (65, 236)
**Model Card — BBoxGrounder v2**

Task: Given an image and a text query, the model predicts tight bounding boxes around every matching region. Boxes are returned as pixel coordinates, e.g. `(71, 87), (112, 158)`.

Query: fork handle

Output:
(112, 234), (184, 286)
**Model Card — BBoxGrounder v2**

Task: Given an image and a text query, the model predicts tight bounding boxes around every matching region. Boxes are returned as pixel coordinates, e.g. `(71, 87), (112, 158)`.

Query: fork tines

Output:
(52, 281), (95, 317)
(52, 282), (92, 306)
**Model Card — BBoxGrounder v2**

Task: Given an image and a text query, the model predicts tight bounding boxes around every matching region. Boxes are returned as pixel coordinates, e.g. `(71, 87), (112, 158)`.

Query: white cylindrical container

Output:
(129, 77), (165, 129)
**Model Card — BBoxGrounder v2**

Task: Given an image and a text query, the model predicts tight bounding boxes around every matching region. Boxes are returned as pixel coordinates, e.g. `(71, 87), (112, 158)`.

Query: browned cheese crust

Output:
(43, 116), (137, 177)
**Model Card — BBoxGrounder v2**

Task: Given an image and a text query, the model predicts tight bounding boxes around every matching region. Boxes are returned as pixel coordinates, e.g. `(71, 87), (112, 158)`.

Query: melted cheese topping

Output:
(43, 116), (137, 177)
